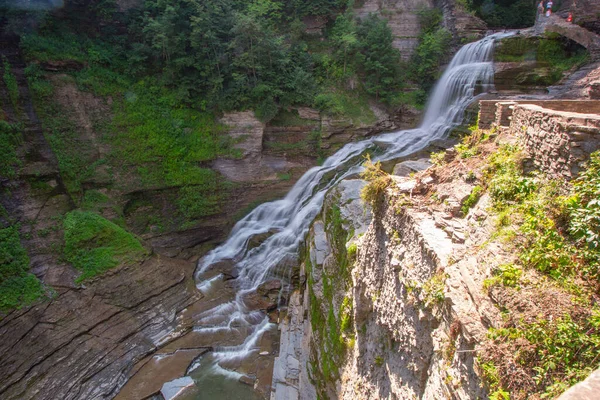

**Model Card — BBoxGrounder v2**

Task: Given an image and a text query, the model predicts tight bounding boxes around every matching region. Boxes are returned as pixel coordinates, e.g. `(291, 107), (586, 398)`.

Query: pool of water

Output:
(175, 354), (264, 400)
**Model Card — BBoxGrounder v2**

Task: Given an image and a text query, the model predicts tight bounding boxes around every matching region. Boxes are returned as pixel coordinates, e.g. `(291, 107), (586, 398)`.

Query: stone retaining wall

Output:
(479, 100), (600, 179)
(478, 100), (600, 130)
(477, 100), (497, 129)
(509, 103), (600, 178)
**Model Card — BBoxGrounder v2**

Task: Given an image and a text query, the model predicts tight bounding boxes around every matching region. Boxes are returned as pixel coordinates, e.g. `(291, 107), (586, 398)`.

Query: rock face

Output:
(354, 0), (486, 60)
(0, 256), (200, 400)
(558, 369), (600, 400)
(354, 0), (434, 60)
(559, 0), (600, 36)
(274, 148), (515, 399)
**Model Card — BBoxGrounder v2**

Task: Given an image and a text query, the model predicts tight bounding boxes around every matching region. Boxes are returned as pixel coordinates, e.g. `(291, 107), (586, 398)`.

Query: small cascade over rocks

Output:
(181, 32), (513, 398)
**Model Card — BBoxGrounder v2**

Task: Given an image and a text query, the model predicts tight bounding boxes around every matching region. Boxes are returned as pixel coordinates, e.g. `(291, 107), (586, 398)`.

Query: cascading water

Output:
(175, 32), (512, 399)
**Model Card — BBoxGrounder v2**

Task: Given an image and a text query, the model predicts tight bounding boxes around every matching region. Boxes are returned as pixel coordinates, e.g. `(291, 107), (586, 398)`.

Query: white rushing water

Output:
(189, 32), (513, 380)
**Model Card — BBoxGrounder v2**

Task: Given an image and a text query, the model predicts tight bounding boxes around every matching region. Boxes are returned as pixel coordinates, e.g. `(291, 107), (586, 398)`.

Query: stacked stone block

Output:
(509, 103), (600, 179)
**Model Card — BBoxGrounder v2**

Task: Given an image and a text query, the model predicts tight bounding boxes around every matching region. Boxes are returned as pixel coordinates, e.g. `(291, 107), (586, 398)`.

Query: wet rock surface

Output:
(0, 255), (200, 400)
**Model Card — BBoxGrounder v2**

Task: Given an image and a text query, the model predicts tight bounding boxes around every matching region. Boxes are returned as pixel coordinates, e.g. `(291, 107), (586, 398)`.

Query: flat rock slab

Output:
(558, 369), (600, 400)
(161, 376), (196, 400)
(115, 349), (209, 400)
(0, 255), (199, 400)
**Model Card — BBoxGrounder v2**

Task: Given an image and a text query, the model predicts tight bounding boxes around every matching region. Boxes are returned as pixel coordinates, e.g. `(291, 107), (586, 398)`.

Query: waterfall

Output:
(184, 32), (512, 391)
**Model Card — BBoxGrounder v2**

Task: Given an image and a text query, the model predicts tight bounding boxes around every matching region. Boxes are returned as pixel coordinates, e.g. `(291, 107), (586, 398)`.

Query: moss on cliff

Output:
(495, 34), (589, 86)
(0, 225), (44, 311)
(305, 211), (356, 397)
(0, 121), (22, 179)
(63, 210), (147, 282)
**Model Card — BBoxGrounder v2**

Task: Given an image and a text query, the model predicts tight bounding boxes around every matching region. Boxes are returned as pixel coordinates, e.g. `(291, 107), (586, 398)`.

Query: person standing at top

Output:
(546, 0), (553, 17)
(537, 0), (545, 22)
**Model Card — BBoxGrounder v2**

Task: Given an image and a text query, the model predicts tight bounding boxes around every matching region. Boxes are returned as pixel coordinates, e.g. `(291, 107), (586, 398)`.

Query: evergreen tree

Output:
(356, 15), (402, 102)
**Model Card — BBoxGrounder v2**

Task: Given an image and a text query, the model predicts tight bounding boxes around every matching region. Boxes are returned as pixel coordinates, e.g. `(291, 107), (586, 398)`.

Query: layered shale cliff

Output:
(273, 95), (600, 399)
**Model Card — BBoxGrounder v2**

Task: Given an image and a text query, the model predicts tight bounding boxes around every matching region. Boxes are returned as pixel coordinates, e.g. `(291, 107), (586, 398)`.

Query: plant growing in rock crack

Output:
(430, 150), (447, 166)
(422, 271), (447, 308)
(360, 154), (392, 211)
(461, 185), (483, 216)
(483, 263), (523, 290)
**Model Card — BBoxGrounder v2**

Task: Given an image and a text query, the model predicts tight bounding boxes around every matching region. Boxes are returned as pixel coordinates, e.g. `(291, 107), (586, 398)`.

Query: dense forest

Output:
(2, 0), (464, 119)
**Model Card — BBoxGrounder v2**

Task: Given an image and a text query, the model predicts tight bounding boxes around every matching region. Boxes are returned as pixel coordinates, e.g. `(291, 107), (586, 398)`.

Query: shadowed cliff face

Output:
(0, 0), (64, 10)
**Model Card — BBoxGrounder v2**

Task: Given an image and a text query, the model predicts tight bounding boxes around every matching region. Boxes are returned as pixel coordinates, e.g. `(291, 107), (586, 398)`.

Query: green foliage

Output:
(483, 263), (523, 289)
(479, 359), (508, 399)
(81, 190), (111, 212)
(330, 14), (359, 80)
(486, 144), (536, 208)
(456, 142), (478, 159)
(19, 1), (399, 132)
(489, 310), (600, 398)
(422, 271), (446, 308)
(360, 155), (392, 210)
(134, 0), (318, 118)
(21, 30), (95, 62)
(411, 9), (452, 96)
(0, 225), (44, 311)
(109, 83), (232, 218)
(113, 83), (232, 174)
(291, 0), (344, 17)
(0, 121), (22, 179)
(314, 89), (376, 125)
(430, 150), (447, 166)
(34, 96), (97, 195)
(176, 182), (223, 220)
(2, 56), (19, 109)
(325, 203), (354, 284)
(567, 151), (600, 251)
(347, 242), (357, 260)
(63, 210), (147, 282)
(25, 63), (52, 98)
(495, 36), (589, 85)
(339, 296), (353, 335)
(461, 185), (483, 215)
(354, 15), (402, 103)
(482, 146), (600, 399)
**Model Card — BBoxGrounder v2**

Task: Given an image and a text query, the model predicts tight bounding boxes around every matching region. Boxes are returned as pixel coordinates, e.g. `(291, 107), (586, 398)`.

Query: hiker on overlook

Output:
(546, 0), (553, 17)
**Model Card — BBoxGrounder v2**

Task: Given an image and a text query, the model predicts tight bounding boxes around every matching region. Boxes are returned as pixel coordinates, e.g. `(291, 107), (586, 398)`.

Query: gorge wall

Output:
(354, 0), (486, 59)
(273, 156), (503, 399)
(5, 1), (600, 399)
(274, 101), (600, 400)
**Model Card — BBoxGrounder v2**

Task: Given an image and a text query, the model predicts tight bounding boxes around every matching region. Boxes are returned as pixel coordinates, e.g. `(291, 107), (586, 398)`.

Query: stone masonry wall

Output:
(478, 100), (600, 130)
(477, 100), (497, 129)
(509, 104), (600, 179)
